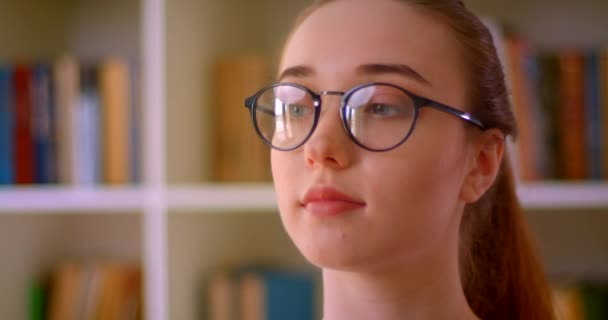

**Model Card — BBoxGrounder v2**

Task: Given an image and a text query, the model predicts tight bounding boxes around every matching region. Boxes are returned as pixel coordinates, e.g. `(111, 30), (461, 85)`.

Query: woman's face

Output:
(273, 0), (474, 272)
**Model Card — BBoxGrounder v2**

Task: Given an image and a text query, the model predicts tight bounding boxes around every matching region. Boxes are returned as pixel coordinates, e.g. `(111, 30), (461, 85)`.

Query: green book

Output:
(580, 283), (608, 320)
(28, 281), (46, 320)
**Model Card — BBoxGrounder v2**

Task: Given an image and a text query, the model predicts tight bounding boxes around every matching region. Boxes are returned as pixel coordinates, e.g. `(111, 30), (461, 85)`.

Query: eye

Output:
(287, 103), (313, 118)
(365, 103), (406, 117)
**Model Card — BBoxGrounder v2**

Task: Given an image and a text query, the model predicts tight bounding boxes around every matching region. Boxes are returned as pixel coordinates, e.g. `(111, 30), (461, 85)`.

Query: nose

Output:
(303, 94), (354, 170)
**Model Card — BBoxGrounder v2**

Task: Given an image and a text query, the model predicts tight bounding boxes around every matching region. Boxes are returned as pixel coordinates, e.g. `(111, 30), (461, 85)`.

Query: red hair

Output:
(291, 1), (555, 319)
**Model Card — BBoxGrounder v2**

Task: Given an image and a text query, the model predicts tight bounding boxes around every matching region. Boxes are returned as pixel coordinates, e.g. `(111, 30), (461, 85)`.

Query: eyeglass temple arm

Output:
(424, 101), (486, 129)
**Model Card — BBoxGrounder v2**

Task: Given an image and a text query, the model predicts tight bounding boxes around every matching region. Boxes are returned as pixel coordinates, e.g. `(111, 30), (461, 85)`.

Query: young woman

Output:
(245, 0), (555, 319)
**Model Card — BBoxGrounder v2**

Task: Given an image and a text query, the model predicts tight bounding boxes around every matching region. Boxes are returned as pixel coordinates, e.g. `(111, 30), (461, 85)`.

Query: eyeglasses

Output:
(244, 82), (486, 152)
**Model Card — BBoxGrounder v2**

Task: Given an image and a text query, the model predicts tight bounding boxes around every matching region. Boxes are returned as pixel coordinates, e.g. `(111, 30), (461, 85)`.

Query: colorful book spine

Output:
(47, 261), (141, 320)
(0, 56), (140, 186)
(28, 281), (47, 320)
(601, 49), (608, 180)
(505, 37), (551, 181)
(558, 52), (587, 180)
(240, 269), (315, 320)
(75, 66), (101, 185)
(584, 52), (603, 180)
(552, 285), (583, 320)
(31, 63), (56, 184)
(12, 64), (34, 184)
(505, 37), (536, 181)
(536, 53), (561, 180)
(581, 284), (608, 320)
(208, 271), (237, 320)
(99, 57), (131, 185)
(0, 65), (13, 185)
(53, 55), (79, 185)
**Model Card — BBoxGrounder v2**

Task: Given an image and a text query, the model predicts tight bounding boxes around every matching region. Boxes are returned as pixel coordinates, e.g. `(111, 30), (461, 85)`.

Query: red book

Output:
(12, 64), (34, 184)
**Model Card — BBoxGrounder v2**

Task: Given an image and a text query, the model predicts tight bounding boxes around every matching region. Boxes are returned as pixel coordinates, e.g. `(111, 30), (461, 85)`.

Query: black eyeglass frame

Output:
(244, 82), (486, 152)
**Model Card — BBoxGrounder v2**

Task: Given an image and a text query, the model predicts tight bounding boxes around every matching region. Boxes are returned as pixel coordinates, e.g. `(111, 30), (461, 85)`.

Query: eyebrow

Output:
(277, 65), (314, 81)
(277, 63), (431, 86)
(357, 63), (432, 86)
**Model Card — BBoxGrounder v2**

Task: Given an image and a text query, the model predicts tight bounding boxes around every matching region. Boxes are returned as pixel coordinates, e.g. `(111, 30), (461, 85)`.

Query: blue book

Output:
(240, 269), (316, 320)
(584, 51), (602, 179)
(75, 66), (101, 185)
(263, 271), (315, 320)
(31, 64), (55, 184)
(0, 65), (13, 185)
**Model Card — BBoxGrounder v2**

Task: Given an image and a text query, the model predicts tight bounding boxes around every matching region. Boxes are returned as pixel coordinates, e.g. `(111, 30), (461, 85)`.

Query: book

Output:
(239, 269), (315, 320)
(552, 285), (583, 320)
(537, 53), (561, 180)
(53, 55), (79, 185)
(558, 51), (587, 180)
(46, 261), (141, 320)
(47, 262), (82, 320)
(75, 65), (101, 185)
(600, 49), (608, 180)
(31, 63), (56, 184)
(208, 270), (237, 320)
(580, 283), (608, 320)
(12, 63), (34, 184)
(99, 57), (131, 185)
(583, 52), (603, 180)
(207, 265), (317, 320)
(212, 54), (272, 182)
(504, 37), (540, 181)
(27, 280), (47, 320)
(0, 64), (13, 184)
(94, 264), (141, 320)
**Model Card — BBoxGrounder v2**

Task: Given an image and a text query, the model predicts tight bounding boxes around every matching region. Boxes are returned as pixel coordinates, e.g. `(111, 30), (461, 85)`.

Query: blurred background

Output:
(0, 0), (607, 319)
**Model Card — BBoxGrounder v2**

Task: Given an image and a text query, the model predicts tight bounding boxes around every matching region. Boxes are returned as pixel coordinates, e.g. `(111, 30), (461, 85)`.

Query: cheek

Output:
(362, 137), (468, 256)
(271, 151), (301, 234)
(271, 151), (294, 208)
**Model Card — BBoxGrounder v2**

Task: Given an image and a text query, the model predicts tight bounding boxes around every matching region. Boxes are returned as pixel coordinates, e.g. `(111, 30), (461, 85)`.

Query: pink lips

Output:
(300, 186), (366, 217)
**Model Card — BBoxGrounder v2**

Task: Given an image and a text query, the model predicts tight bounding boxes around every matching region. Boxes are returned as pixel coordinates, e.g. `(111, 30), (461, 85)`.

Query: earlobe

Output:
(459, 129), (505, 203)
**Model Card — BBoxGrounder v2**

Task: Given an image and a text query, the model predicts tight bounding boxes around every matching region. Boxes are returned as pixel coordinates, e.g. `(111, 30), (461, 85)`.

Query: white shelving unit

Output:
(1, 0), (608, 320)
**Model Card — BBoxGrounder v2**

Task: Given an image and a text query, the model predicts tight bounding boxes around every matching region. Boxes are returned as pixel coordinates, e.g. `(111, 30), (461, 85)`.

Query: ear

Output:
(459, 128), (505, 203)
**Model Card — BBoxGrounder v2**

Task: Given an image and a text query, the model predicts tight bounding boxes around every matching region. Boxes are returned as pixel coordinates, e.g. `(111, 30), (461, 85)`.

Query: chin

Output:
(292, 236), (376, 271)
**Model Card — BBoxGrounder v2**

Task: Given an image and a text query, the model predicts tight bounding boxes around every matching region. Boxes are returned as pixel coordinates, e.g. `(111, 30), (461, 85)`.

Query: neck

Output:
(321, 234), (478, 320)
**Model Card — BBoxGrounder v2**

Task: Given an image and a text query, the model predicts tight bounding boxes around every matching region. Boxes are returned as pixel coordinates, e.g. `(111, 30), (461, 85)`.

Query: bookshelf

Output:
(0, 0), (607, 320)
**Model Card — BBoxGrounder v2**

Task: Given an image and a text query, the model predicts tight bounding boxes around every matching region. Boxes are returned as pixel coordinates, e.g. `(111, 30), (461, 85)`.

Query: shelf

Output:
(167, 184), (276, 212)
(1, 182), (606, 214)
(517, 182), (608, 210)
(165, 182), (608, 212)
(0, 186), (145, 213)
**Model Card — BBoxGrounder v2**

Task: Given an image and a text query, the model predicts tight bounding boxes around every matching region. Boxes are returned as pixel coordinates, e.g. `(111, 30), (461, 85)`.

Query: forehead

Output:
(280, 0), (467, 102)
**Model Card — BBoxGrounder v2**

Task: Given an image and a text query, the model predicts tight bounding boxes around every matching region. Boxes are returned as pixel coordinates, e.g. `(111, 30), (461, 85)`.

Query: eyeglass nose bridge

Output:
(315, 90), (346, 115)
(319, 90), (345, 96)
(310, 90), (354, 146)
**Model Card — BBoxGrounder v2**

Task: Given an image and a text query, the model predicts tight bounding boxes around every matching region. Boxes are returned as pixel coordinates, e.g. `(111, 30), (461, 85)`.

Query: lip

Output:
(300, 185), (366, 217)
